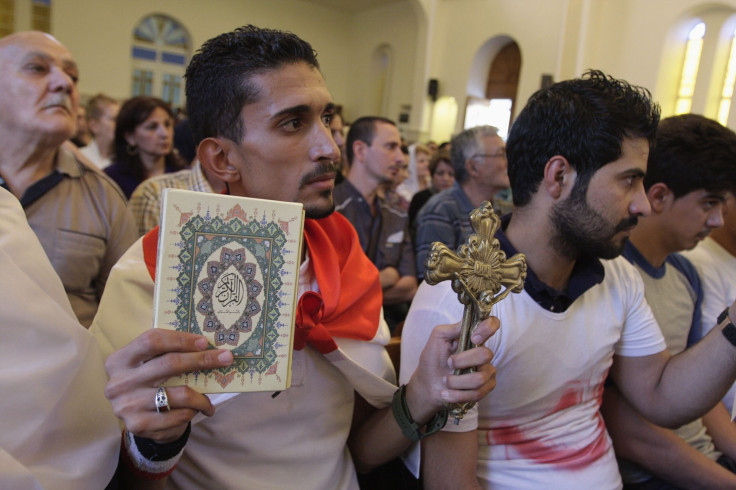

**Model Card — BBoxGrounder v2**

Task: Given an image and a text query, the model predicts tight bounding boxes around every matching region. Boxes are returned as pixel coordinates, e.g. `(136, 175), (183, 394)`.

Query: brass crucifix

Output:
(425, 201), (527, 424)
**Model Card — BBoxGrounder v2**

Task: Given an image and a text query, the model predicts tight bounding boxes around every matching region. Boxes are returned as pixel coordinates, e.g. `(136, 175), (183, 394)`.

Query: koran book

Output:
(153, 188), (304, 393)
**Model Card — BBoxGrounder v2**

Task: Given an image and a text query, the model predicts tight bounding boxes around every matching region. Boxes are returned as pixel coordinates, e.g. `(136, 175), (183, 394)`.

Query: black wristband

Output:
(719, 307), (736, 348)
(133, 422), (191, 461)
(392, 385), (448, 442)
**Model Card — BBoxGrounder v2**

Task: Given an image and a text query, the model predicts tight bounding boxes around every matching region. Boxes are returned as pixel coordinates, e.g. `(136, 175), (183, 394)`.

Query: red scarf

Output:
(142, 211), (382, 354)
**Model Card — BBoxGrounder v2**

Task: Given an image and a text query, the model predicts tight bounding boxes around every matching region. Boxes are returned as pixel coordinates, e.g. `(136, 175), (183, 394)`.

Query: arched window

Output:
(675, 21), (705, 115)
(718, 28), (736, 125)
(463, 39), (521, 139)
(131, 14), (190, 108)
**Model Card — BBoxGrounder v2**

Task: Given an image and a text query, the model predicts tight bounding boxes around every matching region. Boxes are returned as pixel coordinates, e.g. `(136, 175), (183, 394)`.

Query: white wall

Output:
(345, 1), (419, 126)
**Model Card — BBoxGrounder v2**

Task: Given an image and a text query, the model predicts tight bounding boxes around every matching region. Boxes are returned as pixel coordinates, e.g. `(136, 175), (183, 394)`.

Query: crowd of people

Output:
(3, 24), (736, 490)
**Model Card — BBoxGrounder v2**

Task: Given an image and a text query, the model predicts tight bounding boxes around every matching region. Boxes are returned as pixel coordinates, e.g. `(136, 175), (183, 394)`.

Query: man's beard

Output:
(304, 190), (335, 219)
(300, 160), (339, 220)
(550, 187), (638, 260)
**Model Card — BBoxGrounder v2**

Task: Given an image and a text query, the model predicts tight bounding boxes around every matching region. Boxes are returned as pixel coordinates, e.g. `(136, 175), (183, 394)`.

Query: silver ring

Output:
(155, 387), (170, 413)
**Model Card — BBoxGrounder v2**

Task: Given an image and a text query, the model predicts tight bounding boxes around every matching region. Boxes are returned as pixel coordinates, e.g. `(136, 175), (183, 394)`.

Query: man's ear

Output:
(542, 156), (576, 200)
(197, 137), (241, 183)
(87, 119), (100, 136)
(646, 182), (670, 214)
(351, 140), (367, 166)
(465, 157), (478, 177)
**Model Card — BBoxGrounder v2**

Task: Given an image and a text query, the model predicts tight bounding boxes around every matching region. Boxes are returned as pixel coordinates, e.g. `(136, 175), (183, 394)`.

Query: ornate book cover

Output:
(154, 189), (304, 393)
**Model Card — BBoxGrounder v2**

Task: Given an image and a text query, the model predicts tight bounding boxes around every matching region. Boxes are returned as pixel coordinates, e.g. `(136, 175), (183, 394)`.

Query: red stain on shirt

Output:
(485, 379), (610, 471)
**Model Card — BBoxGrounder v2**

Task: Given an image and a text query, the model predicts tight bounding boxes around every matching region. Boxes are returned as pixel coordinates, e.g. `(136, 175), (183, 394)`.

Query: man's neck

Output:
(461, 180), (500, 208)
(629, 220), (670, 268)
(346, 172), (379, 208)
(505, 208), (577, 292)
(95, 138), (113, 159)
(0, 142), (59, 198)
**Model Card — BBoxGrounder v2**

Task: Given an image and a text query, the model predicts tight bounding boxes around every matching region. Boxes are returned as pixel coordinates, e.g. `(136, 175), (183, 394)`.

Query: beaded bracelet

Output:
(392, 384), (448, 442)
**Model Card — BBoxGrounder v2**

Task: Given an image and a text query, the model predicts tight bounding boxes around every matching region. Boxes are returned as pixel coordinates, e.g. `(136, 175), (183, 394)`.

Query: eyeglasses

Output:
(471, 152), (507, 161)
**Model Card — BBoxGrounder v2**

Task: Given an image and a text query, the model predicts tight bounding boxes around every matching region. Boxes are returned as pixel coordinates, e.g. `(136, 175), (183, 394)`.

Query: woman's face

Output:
(432, 160), (455, 191)
(416, 151), (431, 179)
(125, 107), (174, 159)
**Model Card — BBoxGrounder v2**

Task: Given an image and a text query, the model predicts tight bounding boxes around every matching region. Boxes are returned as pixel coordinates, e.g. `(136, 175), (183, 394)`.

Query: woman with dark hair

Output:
(105, 96), (185, 198)
(408, 149), (455, 236)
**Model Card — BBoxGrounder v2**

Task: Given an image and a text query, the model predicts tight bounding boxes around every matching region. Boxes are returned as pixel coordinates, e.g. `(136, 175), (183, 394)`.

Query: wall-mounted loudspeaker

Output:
(428, 79), (438, 101)
(541, 74), (554, 89)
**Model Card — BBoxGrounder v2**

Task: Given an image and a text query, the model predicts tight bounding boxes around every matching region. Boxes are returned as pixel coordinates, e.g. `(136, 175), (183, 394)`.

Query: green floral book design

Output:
(154, 189), (304, 393)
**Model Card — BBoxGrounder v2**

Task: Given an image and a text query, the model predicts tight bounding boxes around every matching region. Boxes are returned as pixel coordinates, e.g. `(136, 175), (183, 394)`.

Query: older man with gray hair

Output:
(414, 125), (510, 278)
(0, 31), (136, 328)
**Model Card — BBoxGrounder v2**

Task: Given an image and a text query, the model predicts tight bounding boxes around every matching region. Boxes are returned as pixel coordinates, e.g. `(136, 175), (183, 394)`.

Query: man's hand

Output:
(379, 266), (400, 288)
(104, 329), (234, 443)
(405, 317), (499, 424)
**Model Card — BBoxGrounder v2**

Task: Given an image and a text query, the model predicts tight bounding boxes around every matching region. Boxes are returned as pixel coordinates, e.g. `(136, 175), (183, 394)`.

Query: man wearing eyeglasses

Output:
(414, 125), (511, 279)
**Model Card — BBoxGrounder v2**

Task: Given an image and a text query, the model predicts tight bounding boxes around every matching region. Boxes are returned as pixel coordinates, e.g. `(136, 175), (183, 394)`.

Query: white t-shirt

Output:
(683, 237), (736, 414)
(400, 256), (666, 490)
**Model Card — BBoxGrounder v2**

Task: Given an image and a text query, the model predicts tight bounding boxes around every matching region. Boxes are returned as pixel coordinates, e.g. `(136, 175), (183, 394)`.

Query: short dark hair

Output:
(506, 70), (660, 207)
(450, 125), (499, 183)
(345, 116), (396, 164)
(185, 25), (320, 145)
(646, 114), (736, 197)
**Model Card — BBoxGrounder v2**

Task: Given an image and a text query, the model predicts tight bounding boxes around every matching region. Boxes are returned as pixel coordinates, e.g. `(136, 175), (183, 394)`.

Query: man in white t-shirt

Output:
(684, 193), (736, 416)
(400, 71), (736, 489)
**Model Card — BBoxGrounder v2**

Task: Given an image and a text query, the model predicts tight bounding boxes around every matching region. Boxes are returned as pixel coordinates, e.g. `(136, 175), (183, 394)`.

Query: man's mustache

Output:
(300, 161), (340, 186)
(615, 216), (638, 232)
(42, 94), (72, 112)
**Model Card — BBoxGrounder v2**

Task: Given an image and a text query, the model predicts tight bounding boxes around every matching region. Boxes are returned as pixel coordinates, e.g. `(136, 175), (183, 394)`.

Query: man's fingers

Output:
(449, 344), (494, 371)
(429, 317), (500, 346)
(149, 385), (217, 416)
(470, 317), (500, 345)
(443, 364), (497, 403)
(106, 349), (233, 398)
(112, 385), (216, 443)
(124, 408), (200, 443)
(105, 329), (211, 371)
(146, 349), (234, 386)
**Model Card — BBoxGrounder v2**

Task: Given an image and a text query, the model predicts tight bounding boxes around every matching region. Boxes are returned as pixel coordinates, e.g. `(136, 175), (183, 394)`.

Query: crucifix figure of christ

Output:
(425, 201), (527, 423)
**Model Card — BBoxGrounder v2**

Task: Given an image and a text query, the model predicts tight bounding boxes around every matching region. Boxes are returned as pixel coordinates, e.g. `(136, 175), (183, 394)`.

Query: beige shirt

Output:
(91, 239), (397, 489)
(0, 186), (119, 489)
(21, 147), (137, 326)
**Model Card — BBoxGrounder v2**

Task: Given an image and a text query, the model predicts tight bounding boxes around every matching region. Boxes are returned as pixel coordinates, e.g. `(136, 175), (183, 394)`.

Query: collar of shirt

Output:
(450, 181), (475, 216)
(495, 214), (605, 312)
(622, 240), (665, 279)
(2, 147), (82, 208)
